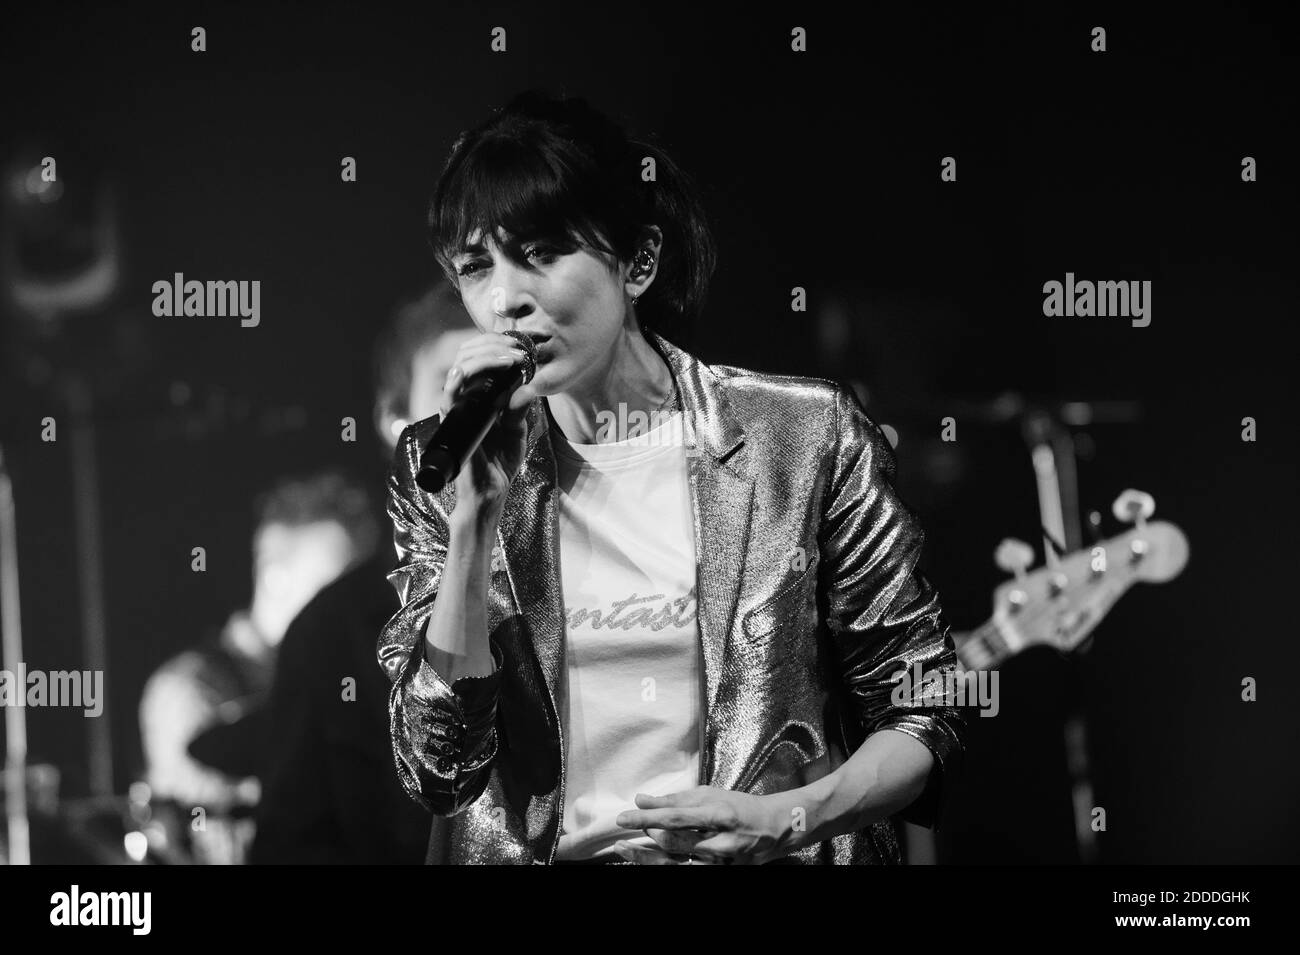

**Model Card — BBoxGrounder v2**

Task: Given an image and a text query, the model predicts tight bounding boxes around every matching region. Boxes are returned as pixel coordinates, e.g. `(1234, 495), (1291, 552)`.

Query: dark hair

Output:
(253, 470), (380, 565)
(428, 89), (717, 342)
(370, 281), (474, 441)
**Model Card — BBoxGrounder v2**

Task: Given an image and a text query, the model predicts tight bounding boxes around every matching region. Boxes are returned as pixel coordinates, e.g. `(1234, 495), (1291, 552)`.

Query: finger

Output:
(687, 833), (746, 864)
(440, 347), (531, 415)
(643, 827), (709, 855)
(613, 841), (687, 865)
(615, 807), (721, 831)
(456, 331), (530, 354)
(616, 789), (721, 829)
(474, 332), (533, 351)
(633, 787), (712, 809)
(450, 336), (531, 375)
(451, 345), (530, 381)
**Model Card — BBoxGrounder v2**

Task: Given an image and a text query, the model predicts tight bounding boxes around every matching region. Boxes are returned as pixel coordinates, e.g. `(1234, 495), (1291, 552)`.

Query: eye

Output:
(455, 243), (558, 280)
(524, 244), (558, 263)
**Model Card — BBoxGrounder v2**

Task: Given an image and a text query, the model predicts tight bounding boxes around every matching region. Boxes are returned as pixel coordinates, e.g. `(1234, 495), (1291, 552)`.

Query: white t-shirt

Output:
(550, 406), (702, 861)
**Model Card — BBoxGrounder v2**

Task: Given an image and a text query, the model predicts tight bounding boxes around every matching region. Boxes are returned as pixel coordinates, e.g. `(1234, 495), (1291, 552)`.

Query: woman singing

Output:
(378, 89), (966, 865)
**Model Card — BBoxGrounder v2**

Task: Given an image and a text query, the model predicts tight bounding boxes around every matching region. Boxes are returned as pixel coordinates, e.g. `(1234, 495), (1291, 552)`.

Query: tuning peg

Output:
(995, 538), (1034, 575)
(1112, 489), (1155, 529)
(994, 538), (1034, 611)
(1086, 510), (1103, 544)
(1113, 489), (1155, 561)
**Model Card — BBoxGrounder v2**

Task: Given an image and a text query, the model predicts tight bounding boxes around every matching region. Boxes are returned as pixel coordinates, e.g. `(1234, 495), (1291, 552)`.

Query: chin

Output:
(529, 362), (564, 395)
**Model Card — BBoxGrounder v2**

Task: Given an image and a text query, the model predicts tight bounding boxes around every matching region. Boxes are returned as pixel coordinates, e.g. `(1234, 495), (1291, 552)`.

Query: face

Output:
(253, 520), (356, 644)
(450, 228), (633, 396)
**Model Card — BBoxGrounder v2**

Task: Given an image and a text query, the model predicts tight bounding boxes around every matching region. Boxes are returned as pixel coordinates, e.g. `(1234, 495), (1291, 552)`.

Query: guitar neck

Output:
(953, 569), (1138, 673)
(952, 620), (1014, 673)
(951, 519), (1188, 674)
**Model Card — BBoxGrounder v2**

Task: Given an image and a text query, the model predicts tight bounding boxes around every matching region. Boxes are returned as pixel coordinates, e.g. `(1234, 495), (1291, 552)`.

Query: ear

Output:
(626, 225), (665, 301)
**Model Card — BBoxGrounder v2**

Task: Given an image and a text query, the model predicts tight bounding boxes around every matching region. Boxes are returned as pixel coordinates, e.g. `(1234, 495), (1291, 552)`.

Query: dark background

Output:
(1, 1), (1295, 863)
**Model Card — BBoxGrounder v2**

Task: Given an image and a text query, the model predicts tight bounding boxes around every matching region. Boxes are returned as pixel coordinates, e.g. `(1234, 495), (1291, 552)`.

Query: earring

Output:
(632, 250), (654, 304)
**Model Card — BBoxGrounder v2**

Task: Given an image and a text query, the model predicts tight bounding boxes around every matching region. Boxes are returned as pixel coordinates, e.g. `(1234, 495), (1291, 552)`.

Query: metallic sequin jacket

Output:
(378, 330), (966, 864)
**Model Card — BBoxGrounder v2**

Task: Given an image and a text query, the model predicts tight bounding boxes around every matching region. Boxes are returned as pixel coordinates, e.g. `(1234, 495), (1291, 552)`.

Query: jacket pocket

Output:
(742, 553), (819, 642)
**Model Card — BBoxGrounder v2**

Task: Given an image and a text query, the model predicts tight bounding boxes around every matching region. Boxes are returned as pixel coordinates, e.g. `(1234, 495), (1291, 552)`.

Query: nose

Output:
(487, 257), (536, 331)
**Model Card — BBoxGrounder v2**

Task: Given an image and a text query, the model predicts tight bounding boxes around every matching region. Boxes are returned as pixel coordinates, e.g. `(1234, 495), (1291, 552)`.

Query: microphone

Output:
(415, 330), (539, 494)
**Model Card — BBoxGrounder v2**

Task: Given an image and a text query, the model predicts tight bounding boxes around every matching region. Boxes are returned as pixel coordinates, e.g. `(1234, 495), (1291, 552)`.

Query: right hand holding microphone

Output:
(439, 331), (540, 513)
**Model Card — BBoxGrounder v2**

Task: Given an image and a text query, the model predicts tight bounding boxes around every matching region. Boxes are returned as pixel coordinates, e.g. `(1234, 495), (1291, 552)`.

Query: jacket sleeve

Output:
(377, 423), (504, 817)
(817, 384), (967, 829)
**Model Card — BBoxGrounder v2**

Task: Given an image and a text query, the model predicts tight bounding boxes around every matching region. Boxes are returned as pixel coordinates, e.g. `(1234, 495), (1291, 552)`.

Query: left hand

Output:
(612, 785), (791, 865)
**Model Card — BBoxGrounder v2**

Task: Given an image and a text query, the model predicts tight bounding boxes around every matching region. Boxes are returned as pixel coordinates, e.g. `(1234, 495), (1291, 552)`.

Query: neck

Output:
(546, 323), (675, 445)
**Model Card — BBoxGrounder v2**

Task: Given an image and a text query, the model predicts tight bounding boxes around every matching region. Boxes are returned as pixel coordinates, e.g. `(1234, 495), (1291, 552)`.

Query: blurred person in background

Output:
(138, 471), (378, 863)
(250, 282), (476, 864)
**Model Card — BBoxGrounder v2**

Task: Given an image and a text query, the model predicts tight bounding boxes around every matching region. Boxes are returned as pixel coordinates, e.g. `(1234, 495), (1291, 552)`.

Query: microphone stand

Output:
(0, 443), (31, 864)
(1022, 408), (1095, 864)
(65, 375), (114, 799)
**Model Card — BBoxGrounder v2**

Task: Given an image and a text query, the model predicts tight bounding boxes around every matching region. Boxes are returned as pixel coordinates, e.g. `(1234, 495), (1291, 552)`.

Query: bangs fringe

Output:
(430, 135), (617, 270)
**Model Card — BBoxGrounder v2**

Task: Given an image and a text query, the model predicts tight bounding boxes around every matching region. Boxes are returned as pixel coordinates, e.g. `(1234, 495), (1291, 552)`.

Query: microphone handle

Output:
(415, 365), (522, 494)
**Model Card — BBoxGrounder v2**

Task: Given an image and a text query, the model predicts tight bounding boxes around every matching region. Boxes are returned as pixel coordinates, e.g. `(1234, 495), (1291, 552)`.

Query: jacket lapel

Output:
(494, 331), (753, 750)
(651, 333), (754, 723)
